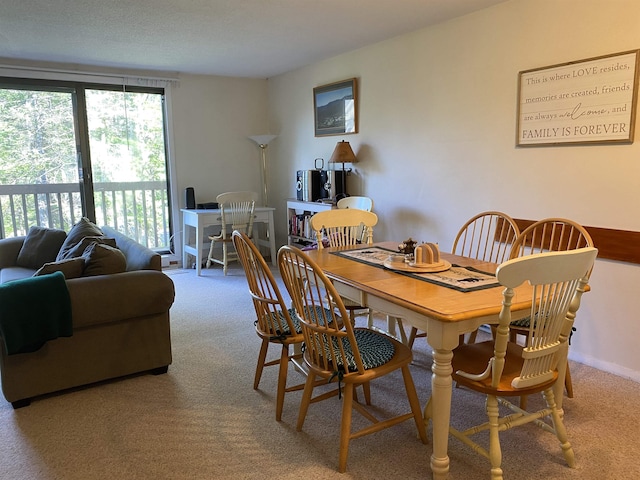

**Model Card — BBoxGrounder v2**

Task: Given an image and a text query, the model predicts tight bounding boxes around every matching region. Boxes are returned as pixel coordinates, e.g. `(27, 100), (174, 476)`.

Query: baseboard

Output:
(569, 351), (640, 383)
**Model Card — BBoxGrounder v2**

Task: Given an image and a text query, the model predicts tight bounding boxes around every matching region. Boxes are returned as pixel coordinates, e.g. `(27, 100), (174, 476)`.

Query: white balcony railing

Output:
(0, 181), (170, 251)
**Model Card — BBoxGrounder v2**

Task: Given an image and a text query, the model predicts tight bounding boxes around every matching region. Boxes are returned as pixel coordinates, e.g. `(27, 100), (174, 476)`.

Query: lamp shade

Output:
(249, 134), (277, 147)
(328, 140), (358, 164)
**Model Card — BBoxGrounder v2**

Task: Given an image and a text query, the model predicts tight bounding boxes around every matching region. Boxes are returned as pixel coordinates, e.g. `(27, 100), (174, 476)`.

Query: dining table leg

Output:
(429, 346), (454, 480)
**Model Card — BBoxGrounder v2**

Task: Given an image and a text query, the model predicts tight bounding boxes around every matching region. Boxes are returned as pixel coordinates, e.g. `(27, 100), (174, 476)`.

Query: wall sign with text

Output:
(517, 50), (640, 146)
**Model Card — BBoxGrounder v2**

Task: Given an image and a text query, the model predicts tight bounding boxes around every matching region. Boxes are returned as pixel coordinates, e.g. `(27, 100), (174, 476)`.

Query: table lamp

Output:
(328, 140), (358, 201)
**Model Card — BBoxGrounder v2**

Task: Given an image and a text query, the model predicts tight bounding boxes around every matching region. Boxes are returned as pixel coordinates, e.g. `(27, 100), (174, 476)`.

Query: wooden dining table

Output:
(302, 241), (545, 480)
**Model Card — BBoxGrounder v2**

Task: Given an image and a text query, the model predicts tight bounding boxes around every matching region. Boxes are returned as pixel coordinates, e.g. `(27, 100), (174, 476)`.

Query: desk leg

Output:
(430, 347), (453, 480)
(182, 222), (189, 270)
(196, 218), (203, 276)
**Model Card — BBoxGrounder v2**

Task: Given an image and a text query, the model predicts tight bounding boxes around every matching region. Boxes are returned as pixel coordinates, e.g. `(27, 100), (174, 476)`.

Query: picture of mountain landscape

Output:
(314, 78), (357, 136)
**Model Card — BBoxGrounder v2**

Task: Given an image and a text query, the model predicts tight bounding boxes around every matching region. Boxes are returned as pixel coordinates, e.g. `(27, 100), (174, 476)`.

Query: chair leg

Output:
(395, 319), (408, 345)
(362, 381), (371, 405)
(407, 327), (418, 349)
(296, 372), (316, 431)
(275, 344), (290, 422)
(466, 328), (479, 343)
(423, 397), (432, 428)
(486, 394), (504, 480)
(544, 388), (576, 468)
(254, 339), (269, 389)
(519, 394), (528, 410)
(222, 242), (228, 275)
(338, 383), (355, 473)
(408, 327), (427, 349)
(401, 365), (428, 444)
(565, 362), (574, 398)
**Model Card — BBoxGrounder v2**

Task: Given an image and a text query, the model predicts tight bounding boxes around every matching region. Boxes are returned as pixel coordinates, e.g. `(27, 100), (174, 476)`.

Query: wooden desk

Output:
(303, 242), (536, 480)
(182, 208), (276, 275)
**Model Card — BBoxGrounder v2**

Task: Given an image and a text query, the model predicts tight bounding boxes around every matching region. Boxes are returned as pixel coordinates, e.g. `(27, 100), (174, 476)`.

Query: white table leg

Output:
(430, 346), (453, 480)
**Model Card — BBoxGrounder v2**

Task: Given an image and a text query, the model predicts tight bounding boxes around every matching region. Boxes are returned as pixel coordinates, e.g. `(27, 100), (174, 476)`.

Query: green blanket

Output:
(0, 271), (72, 355)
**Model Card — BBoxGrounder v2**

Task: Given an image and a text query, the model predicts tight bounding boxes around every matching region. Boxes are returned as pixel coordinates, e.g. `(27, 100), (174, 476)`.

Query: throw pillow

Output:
(16, 226), (68, 269)
(62, 236), (117, 259)
(56, 217), (104, 261)
(33, 257), (85, 279)
(82, 243), (127, 277)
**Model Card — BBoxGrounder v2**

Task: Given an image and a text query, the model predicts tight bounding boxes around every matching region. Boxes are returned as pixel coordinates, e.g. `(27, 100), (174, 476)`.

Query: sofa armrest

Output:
(0, 237), (25, 269)
(67, 270), (175, 329)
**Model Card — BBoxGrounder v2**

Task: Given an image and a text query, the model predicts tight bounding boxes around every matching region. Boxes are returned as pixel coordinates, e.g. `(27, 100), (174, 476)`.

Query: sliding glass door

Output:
(0, 78), (172, 251)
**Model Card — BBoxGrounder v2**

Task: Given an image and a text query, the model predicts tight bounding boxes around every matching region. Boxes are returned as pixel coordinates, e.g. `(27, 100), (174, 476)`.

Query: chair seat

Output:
(452, 341), (558, 396)
(324, 328), (396, 372)
(264, 308), (302, 336)
(511, 316), (531, 328)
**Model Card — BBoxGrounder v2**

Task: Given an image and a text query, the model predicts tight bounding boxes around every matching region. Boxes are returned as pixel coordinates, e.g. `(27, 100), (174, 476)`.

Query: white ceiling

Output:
(0, 0), (506, 78)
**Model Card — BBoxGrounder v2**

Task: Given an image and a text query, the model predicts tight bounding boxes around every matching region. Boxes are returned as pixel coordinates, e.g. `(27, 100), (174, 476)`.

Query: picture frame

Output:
(516, 50), (640, 146)
(313, 78), (358, 137)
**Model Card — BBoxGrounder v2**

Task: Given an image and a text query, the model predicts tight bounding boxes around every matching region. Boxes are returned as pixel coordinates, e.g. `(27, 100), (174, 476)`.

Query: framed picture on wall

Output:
(313, 78), (358, 137)
(516, 49), (640, 146)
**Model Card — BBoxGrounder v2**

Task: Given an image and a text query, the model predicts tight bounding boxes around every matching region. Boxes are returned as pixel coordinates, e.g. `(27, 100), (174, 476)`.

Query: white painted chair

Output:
(310, 209), (378, 325)
(507, 217), (594, 405)
(424, 247), (597, 480)
(206, 191), (257, 275)
(337, 196), (374, 245)
(310, 209), (378, 250)
(336, 196), (373, 212)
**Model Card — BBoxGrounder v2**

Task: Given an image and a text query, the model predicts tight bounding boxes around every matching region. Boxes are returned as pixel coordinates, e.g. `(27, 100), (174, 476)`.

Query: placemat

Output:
(331, 246), (501, 292)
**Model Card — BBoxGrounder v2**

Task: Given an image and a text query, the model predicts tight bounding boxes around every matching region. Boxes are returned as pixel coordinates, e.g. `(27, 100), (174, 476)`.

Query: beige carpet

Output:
(0, 263), (639, 480)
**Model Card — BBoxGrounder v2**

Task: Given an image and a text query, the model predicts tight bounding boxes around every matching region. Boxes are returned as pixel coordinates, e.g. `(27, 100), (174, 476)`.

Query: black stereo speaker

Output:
(297, 170), (324, 202)
(296, 170), (346, 202)
(319, 170), (346, 201)
(185, 187), (196, 209)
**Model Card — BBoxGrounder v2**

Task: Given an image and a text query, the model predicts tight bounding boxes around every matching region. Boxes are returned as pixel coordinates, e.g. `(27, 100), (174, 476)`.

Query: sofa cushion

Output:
(82, 243), (127, 276)
(0, 267), (37, 284)
(56, 218), (104, 261)
(16, 226), (68, 269)
(34, 257), (85, 279)
(62, 236), (117, 259)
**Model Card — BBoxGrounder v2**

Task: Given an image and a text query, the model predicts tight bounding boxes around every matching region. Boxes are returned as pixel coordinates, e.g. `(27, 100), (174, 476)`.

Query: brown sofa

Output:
(0, 222), (175, 408)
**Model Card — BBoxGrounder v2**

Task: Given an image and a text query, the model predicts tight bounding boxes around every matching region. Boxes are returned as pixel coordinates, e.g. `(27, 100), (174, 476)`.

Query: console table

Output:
(181, 207), (276, 275)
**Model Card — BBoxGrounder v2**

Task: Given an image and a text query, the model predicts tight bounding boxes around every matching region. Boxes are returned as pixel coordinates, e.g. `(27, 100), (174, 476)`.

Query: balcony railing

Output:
(0, 181), (170, 251)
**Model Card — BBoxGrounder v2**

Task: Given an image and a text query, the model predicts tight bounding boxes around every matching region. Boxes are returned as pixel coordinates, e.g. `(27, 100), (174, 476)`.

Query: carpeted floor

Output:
(0, 264), (638, 479)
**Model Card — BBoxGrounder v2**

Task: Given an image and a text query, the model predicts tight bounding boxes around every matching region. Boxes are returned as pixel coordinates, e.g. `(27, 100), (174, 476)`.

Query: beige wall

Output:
(170, 74), (269, 207)
(266, 0), (640, 380)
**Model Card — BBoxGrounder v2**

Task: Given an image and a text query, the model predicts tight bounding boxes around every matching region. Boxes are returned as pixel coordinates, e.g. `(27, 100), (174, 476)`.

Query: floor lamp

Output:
(249, 135), (277, 206)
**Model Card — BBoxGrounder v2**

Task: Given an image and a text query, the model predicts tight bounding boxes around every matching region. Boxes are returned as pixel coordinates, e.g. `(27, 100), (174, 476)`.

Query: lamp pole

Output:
(249, 135), (277, 206)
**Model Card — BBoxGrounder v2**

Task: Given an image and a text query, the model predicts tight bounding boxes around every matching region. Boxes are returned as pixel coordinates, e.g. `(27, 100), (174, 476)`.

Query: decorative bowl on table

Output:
(385, 242), (451, 273)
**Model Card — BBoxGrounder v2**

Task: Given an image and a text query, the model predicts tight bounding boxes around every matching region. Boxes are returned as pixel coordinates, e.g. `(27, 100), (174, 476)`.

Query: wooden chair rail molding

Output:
(513, 219), (640, 265)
